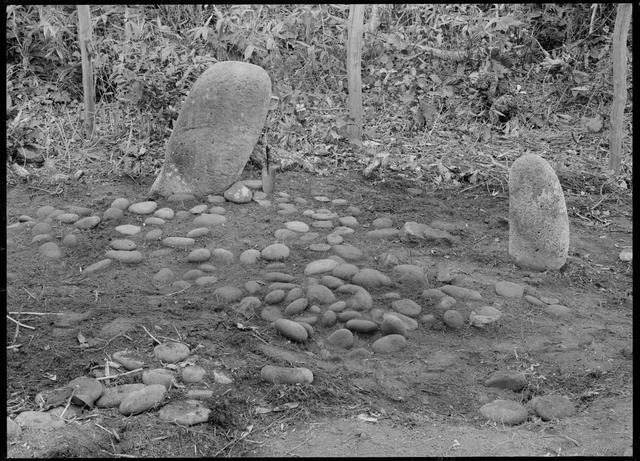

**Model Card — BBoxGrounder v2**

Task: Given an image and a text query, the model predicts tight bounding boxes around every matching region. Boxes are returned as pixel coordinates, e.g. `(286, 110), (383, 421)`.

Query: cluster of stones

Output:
(7, 179), (575, 432)
(7, 341), (230, 435)
(479, 370), (576, 425)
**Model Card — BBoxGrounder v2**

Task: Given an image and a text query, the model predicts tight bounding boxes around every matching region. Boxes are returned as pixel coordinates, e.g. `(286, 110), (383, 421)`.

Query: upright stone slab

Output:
(509, 154), (569, 271)
(150, 61), (272, 197)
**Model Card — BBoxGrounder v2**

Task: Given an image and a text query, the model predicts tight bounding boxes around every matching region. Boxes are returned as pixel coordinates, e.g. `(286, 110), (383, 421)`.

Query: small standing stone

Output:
(509, 153), (569, 271)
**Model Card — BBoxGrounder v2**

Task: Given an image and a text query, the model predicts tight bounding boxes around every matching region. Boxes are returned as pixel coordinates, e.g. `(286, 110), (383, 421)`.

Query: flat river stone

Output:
(154, 342), (190, 363)
(105, 250), (143, 264)
(479, 399), (528, 425)
(128, 201), (158, 214)
(158, 400), (211, 425)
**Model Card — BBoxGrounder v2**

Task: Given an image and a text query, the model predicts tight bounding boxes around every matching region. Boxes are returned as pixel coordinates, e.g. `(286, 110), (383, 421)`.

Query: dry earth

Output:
(5, 169), (633, 457)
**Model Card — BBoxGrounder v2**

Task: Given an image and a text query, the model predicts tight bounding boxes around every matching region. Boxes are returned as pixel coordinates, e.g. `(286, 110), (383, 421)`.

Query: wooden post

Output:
(77, 5), (95, 138)
(608, 3), (631, 175)
(346, 4), (365, 148)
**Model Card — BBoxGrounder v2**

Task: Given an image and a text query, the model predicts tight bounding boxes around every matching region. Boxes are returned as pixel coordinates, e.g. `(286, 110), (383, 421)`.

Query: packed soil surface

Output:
(5, 167), (633, 457)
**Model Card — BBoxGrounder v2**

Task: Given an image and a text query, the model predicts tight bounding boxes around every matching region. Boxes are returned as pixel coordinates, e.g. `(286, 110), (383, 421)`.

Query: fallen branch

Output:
(9, 311), (64, 316)
(140, 325), (161, 344)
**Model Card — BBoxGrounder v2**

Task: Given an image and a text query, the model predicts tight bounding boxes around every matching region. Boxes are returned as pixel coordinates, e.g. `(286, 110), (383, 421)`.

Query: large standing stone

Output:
(150, 62), (274, 197)
(509, 154), (569, 271)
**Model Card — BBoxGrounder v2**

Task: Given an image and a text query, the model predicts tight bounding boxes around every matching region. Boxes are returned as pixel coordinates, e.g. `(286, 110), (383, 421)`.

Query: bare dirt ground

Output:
(5, 168), (633, 457)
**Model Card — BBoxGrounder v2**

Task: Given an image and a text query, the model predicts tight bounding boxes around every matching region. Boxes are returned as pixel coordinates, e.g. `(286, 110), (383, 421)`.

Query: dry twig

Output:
(7, 315), (35, 330)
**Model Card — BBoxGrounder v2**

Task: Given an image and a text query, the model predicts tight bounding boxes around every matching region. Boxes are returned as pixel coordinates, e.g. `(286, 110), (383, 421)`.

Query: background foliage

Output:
(5, 4), (631, 186)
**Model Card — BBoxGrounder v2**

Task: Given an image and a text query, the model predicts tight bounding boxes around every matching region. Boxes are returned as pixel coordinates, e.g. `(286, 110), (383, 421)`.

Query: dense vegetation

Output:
(6, 4), (631, 186)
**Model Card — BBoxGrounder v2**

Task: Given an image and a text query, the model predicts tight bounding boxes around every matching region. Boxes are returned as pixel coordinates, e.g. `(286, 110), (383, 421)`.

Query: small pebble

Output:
(102, 207), (124, 221)
(182, 365), (206, 383)
(332, 244), (364, 261)
(306, 284), (336, 305)
(193, 213), (227, 227)
(96, 384), (145, 408)
(240, 249), (261, 265)
(207, 195), (226, 203)
(153, 268), (175, 285)
(524, 294), (545, 306)
(443, 310), (465, 329)
(154, 342), (190, 363)
(195, 275), (218, 286)
(112, 351), (146, 370)
(321, 310), (337, 327)
(162, 237), (196, 248)
(372, 334), (407, 354)
(145, 229), (163, 241)
(275, 228), (298, 241)
(345, 319), (378, 334)
(186, 227), (210, 238)
(372, 217), (393, 229)
(56, 213), (79, 224)
(440, 284), (482, 300)
(381, 314), (407, 336)
(154, 208), (175, 219)
(284, 298), (308, 316)
(111, 198), (130, 210)
(479, 399), (528, 425)
(119, 384), (166, 416)
(326, 328), (354, 348)
(158, 400), (211, 425)
(85, 259), (112, 274)
(261, 243), (290, 261)
(391, 298), (422, 317)
(485, 371), (527, 391)
(274, 319), (308, 342)
(32, 234), (53, 244)
(110, 239), (136, 251)
(309, 243), (331, 252)
(337, 310), (362, 322)
(545, 304), (571, 318)
(187, 248), (211, 263)
(105, 250), (143, 264)
(39, 242), (62, 259)
(128, 201), (158, 215)
(304, 259), (338, 275)
(539, 296), (560, 305)
(261, 365), (313, 384)
(495, 281), (524, 298)
(261, 305), (283, 322)
(115, 224), (141, 235)
(285, 221), (310, 233)
(189, 204), (209, 214)
(61, 233), (78, 247)
(142, 368), (175, 389)
(265, 289), (286, 304)
(328, 301), (347, 312)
